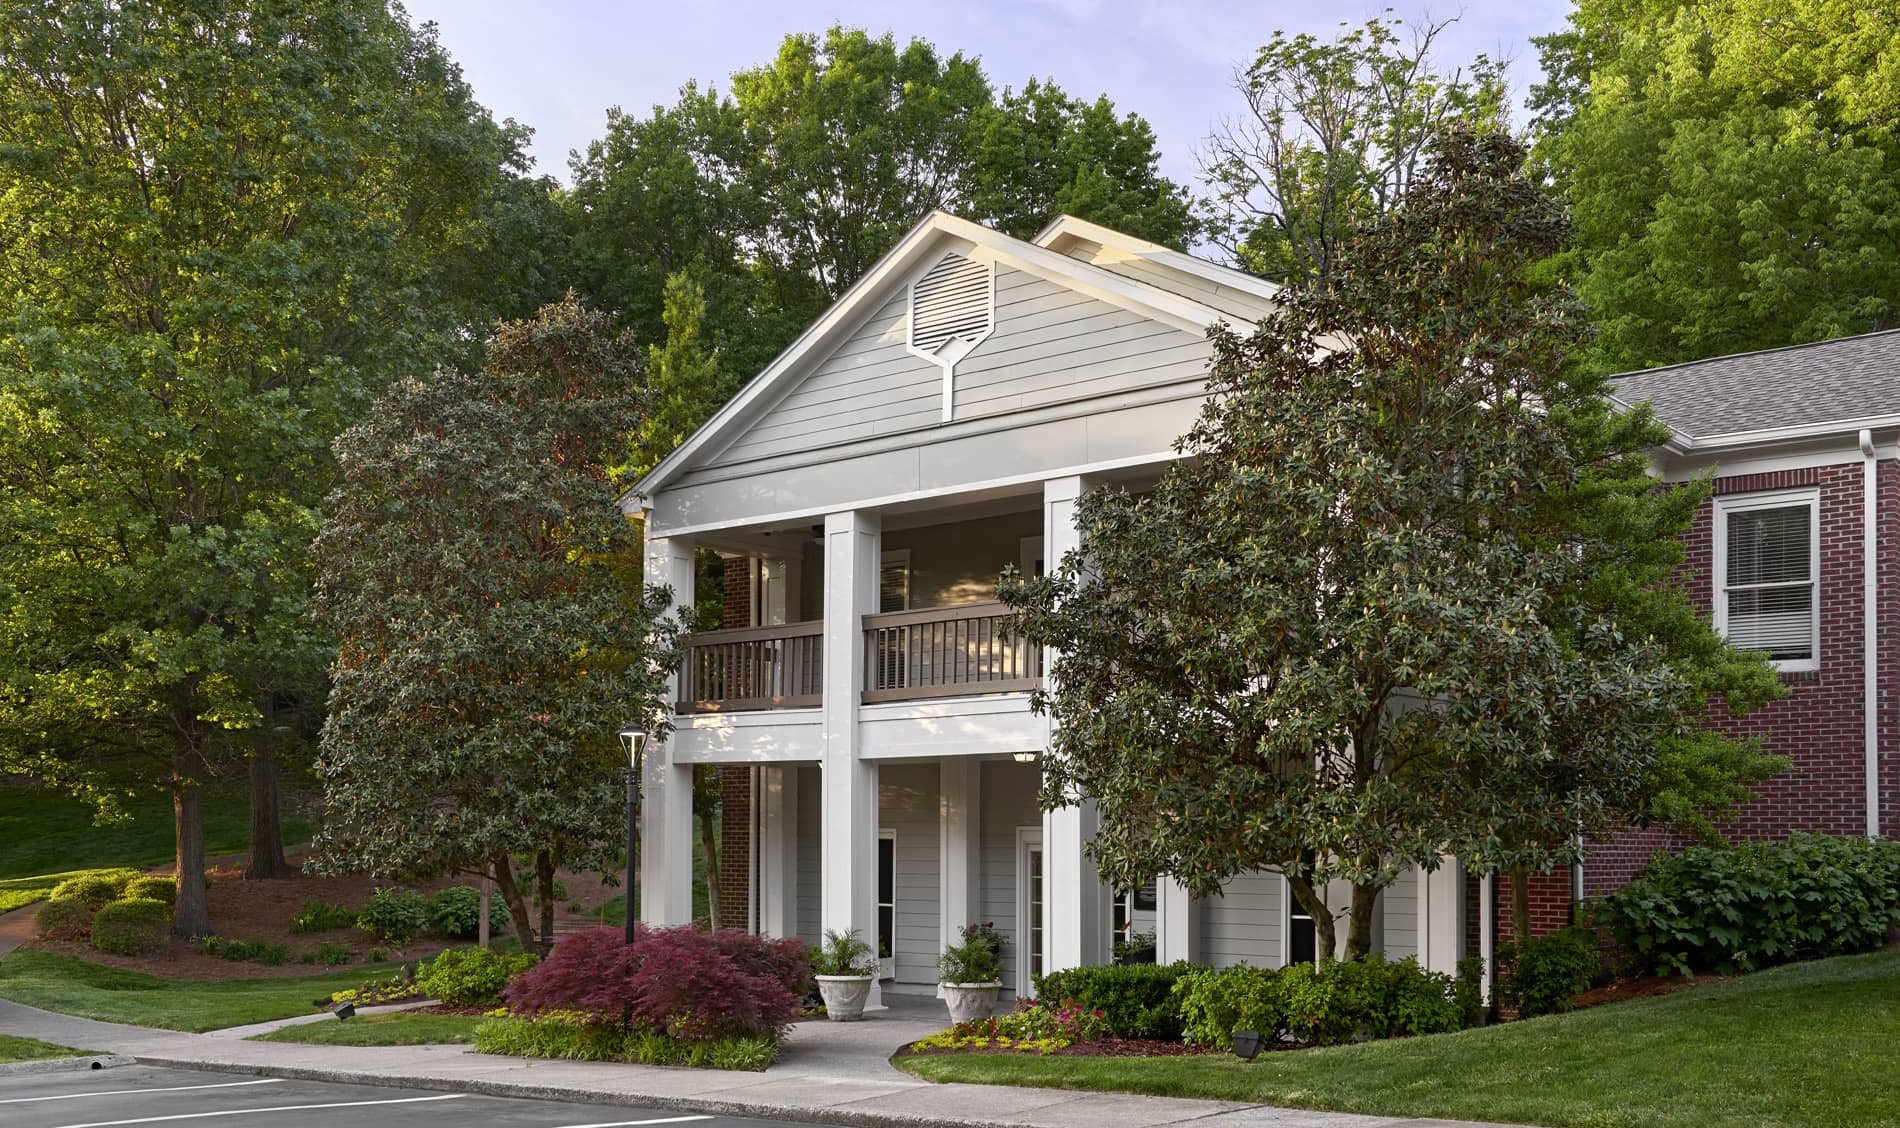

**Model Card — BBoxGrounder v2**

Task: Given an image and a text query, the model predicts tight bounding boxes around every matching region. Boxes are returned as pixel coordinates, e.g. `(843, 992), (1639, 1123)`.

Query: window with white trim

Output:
(1713, 490), (1819, 671)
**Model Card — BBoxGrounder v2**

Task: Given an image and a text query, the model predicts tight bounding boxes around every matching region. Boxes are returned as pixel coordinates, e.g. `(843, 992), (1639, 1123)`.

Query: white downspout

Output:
(1860, 430), (1881, 839)
(1478, 870), (1496, 1006)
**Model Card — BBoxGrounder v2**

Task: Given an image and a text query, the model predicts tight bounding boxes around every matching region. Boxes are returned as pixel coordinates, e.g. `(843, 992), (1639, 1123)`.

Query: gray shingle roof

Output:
(1609, 329), (1900, 441)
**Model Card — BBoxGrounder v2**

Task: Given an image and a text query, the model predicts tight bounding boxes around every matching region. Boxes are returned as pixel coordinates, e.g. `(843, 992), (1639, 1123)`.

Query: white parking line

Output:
(548, 1119), (713, 1128)
(48, 1092), (466, 1128)
(0, 1080), (288, 1105)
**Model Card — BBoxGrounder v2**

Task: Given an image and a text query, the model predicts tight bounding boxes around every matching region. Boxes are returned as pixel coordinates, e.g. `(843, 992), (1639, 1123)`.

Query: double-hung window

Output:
(1713, 490), (1819, 671)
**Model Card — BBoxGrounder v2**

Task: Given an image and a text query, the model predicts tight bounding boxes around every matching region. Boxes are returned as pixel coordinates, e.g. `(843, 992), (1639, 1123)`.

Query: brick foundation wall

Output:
(717, 556), (754, 930)
(1585, 459), (1896, 899)
(1494, 868), (1576, 940)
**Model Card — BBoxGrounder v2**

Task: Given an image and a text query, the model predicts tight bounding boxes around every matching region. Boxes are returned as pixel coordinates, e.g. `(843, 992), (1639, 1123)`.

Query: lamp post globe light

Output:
(618, 725), (649, 945)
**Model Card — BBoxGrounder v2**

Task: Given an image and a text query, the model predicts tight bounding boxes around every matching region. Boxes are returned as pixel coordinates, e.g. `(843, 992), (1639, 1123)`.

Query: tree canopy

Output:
(1003, 128), (1777, 959)
(0, 0), (552, 936)
(312, 296), (677, 949)
(1534, 0), (1900, 370)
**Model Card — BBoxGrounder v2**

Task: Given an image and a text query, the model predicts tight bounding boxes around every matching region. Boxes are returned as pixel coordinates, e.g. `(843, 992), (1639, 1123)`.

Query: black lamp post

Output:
(618, 725), (649, 945)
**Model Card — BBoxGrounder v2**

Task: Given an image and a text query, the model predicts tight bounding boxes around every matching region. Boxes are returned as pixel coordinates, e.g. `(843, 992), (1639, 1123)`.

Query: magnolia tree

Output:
(312, 297), (678, 950)
(1002, 129), (1778, 960)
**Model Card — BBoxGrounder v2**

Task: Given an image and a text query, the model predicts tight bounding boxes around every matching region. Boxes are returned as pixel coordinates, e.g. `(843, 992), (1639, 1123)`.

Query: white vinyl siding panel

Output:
(1199, 870), (1283, 969)
(700, 267), (1211, 469)
(795, 765), (821, 944)
(1381, 868), (1419, 960)
(980, 760), (1041, 994)
(879, 765), (941, 985)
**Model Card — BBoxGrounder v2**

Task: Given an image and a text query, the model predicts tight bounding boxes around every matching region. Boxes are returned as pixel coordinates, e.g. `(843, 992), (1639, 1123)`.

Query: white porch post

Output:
(821, 509), (882, 1009)
(641, 533), (696, 926)
(1419, 857), (1464, 977)
(940, 759), (981, 959)
(1156, 877), (1198, 964)
(1041, 476), (1109, 971)
(758, 765), (799, 939)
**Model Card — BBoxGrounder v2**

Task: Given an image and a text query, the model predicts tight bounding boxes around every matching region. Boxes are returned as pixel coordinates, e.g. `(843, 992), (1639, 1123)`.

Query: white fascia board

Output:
(628, 211), (1236, 506)
(1034, 214), (1283, 305)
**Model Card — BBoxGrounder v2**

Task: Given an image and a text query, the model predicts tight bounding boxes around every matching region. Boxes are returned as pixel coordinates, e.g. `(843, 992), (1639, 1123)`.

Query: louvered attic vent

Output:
(906, 252), (994, 422)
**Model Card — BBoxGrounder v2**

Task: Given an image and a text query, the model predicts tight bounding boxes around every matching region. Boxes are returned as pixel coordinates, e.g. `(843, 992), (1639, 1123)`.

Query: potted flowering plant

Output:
(809, 928), (877, 1021)
(937, 921), (1006, 1022)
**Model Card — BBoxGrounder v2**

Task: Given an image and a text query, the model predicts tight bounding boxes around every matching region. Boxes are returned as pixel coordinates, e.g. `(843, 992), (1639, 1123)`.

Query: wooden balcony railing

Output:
(862, 601), (1042, 703)
(678, 621), (823, 713)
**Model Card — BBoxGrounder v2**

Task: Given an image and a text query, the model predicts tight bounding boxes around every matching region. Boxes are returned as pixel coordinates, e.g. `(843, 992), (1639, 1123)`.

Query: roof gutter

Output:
(1651, 412), (1900, 454)
(1861, 429), (1882, 839)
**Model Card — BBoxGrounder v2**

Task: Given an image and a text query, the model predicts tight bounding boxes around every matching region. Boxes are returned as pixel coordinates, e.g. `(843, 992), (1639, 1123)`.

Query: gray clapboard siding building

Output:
(626, 212), (1473, 1003)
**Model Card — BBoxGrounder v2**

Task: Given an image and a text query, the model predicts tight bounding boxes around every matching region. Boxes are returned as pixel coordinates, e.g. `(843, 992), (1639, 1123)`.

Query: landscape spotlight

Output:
(334, 1002), (356, 1021)
(1231, 1029), (1263, 1060)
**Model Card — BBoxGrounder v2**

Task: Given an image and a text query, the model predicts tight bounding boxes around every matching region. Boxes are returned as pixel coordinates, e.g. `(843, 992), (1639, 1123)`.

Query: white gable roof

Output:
(628, 211), (1267, 510)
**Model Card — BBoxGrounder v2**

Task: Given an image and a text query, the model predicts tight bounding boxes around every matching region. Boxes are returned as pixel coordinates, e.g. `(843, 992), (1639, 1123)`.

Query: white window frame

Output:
(1016, 827), (1043, 997)
(1712, 488), (1820, 673)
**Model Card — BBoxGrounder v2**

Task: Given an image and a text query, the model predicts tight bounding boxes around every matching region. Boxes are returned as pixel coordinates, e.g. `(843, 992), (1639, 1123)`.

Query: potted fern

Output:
(810, 928), (877, 1021)
(938, 921), (1005, 1022)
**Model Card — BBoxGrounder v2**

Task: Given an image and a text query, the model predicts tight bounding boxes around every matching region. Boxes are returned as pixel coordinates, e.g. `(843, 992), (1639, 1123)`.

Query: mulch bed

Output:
(1569, 972), (1726, 1010)
(899, 1037), (1222, 1060)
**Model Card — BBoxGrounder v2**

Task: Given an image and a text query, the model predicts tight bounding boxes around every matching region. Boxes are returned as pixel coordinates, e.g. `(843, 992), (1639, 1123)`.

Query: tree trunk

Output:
(492, 850), (536, 951)
(535, 849), (556, 953)
(699, 805), (721, 930)
(1345, 883), (1380, 961)
(1286, 872), (1335, 964)
(171, 747), (210, 939)
(1510, 866), (1532, 944)
(244, 738), (289, 879)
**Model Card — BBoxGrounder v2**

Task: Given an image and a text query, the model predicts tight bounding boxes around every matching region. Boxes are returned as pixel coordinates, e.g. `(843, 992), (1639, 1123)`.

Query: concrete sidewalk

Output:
(0, 995), (1524, 1128)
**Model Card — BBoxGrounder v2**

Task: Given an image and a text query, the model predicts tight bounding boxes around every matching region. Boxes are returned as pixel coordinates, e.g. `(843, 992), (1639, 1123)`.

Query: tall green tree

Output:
(312, 297), (677, 950)
(1534, 0), (1900, 370)
(1003, 130), (1741, 960)
(0, 0), (540, 935)
(1202, 16), (1508, 289)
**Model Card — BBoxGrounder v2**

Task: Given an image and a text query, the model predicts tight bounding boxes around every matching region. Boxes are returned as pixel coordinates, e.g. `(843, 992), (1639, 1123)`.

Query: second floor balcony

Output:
(679, 600), (1040, 713)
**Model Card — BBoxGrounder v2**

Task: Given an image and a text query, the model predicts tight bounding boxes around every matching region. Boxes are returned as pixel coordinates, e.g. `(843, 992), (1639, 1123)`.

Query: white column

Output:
(757, 765), (800, 938)
(940, 759), (981, 958)
(1156, 877), (1198, 964)
(821, 509), (882, 1008)
(1040, 476), (1109, 971)
(640, 533), (696, 926)
(1419, 858), (1463, 976)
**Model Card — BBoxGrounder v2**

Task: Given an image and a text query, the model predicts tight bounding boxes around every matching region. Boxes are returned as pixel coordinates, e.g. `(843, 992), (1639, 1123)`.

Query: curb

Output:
(0, 1054), (137, 1076)
(129, 1055), (1133, 1128)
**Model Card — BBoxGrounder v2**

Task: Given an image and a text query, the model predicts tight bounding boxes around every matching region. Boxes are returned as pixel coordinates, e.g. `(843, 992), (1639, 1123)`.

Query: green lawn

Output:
(0, 949), (397, 1033)
(251, 1011), (483, 1046)
(0, 1033), (95, 1062)
(0, 787), (311, 880)
(0, 872), (89, 914)
(900, 949), (1900, 1128)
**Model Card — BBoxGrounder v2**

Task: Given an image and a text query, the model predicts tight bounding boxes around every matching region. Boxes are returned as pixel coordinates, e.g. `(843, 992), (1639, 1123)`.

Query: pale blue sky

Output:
(404, 1), (1575, 187)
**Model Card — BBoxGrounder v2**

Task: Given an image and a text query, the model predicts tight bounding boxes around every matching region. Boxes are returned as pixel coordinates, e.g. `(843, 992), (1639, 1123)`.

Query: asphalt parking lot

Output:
(0, 1064), (799, 1128)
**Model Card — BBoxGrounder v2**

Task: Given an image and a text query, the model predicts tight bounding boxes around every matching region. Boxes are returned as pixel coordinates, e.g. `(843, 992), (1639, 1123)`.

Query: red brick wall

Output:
(1495, 869), (1576, 940)
(1585, 459), (1893, 898)
(717, 556), (754, 930)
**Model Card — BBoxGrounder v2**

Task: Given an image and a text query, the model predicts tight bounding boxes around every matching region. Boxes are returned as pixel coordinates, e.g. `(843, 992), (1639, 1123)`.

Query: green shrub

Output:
(1454, 955), (1488, 1028)
(291, 899), (358, 934)
(199, 936), (288, 966)
(472, 1014), (776, 1070)
(356, 888), (429, 945)
(311, 941), (355, 966)
(1033, 961), (1190, 1040)
(50, 869), (141, 908)
(35, 896), (95, 940)
(1599, 834), (1900, 976)
(1497, 927), (1601, 1018)
(90, 897), (171, 956)
(938, 922), (1004, 984)
(419, 946), (538, 1007)
(1175, 956), (1469, 1048)
(1175, 965), (1282, 1048)
(424, 887), (512, 940)
(121, 876), (176, 905)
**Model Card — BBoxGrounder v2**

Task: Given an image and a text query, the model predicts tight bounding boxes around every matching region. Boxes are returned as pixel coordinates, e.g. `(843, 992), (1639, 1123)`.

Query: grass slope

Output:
(252, 1012), (483, 1046)
(0, 1034), (95, 1062)
(900, 950), (1900, 1128)
(0, 788), (311, 880)
(0, 949), (396, 1033)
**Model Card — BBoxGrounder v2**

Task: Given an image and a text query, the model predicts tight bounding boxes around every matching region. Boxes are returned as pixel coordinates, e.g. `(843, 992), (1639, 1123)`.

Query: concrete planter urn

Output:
(815, 974), (875, 1021)
(940, 981), (1003, 1023)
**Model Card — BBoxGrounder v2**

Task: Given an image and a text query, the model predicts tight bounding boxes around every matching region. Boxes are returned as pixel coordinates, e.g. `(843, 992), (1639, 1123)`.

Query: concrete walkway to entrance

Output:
(0, 991), (1528, 1128)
